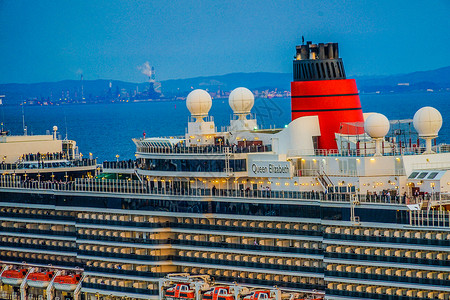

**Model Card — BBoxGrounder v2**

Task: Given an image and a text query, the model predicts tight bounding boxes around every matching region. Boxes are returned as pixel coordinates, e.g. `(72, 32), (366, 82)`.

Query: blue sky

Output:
(0, 0), (449, 83)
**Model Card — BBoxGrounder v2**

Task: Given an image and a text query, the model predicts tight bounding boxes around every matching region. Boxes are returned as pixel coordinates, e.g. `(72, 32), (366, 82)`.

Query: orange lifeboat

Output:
(1, 269), (28, 286)
(243, 290), (271, 300)
(165, 283), (195, 300)
(53, 274), (81, 291)
(203, 287), (235, 300)
(27, 272), (54, 288)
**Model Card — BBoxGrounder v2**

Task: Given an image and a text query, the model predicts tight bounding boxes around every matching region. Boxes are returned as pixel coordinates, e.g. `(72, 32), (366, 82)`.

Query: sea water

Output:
(1, 92), (449, 161)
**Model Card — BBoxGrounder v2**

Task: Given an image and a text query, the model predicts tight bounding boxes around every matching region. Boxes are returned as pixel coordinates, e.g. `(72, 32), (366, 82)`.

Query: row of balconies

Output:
(79, 244), (171, 256)
(177, 250), (321, 268)
(326, 263), (450, 285)
(326, 244), (450, 266)
(76, 233), (321, 255)
(77, 229), (173, 240)
(86, 260), (175, 274)
(0, 207), (74, 221)
(84, 265), (170, 279)
(76, 213), (321, 236)
(78, 242), (322, 273)
(1, 222), (75, 235)
(85, 277), (157, 296)
(325, 226), (450, 246)
(327, 282), (449, 299)
(179, 217), (320, 232)
(77, 213), (171, 223)
(87, 276), (157, 290)
(79, 250), (320, 274)
(0, 251), (80, 267)
(0, 239), (74, 252)
(180, 266), (324, 291)
(176, 233), (321, 249)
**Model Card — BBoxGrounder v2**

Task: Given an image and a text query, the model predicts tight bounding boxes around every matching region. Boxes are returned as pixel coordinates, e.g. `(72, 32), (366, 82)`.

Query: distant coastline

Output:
(1, 66), (450, 106)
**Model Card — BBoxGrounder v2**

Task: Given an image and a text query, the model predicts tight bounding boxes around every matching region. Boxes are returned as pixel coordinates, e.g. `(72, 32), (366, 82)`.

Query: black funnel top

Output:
(293, 41), (346, 81)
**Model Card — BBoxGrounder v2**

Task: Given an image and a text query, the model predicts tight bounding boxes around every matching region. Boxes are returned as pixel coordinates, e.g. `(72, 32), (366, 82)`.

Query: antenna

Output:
(0, 95), (5, 131)
(22, 102), (27, 136)
(65, 115), (68, 140)
(63, 106), (68, 140)
(81, 74), (84, 100)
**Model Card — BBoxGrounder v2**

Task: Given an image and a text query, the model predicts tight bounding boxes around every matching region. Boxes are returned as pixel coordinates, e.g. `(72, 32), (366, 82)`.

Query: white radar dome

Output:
(186, 89), (212, 120)
(364, 113), (390, 138)
(229, 87), (254, 118)
(413, 106), (442, 137)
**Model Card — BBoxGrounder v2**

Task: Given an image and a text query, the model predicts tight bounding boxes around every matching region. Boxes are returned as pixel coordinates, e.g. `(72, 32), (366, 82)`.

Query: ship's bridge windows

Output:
(408, 171), (419, 179)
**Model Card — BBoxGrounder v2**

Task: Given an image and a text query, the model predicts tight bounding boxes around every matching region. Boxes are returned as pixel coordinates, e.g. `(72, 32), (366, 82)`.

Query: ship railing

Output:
(135, 144), (272, 155)
(410, 209), (450, 228)
(0, 158), (97, 171)
(15, 151), (68, 163)
(0, 176), (413, 205)
(323, 193), (404, 204)
(289, 145), (450, 157)
(295, 168), (405, 177)
(103, 160), (136, 169)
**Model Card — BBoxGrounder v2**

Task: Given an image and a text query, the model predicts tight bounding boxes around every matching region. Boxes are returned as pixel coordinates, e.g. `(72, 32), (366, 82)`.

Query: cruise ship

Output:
(1, 41), (450, 300)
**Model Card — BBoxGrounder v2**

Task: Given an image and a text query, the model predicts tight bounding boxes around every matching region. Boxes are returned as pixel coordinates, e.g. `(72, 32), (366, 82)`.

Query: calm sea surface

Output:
(2, 92), (449, 162)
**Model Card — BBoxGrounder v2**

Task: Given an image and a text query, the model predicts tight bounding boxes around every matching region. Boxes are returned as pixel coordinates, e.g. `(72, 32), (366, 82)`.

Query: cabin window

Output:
(417, 172), (428, 179)
(408, 172), (419, 179)
(427, 172), (439, 179)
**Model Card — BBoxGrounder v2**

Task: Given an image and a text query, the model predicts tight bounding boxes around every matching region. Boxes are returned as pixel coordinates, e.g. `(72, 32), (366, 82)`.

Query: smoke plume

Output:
(139, 62), (153, 77)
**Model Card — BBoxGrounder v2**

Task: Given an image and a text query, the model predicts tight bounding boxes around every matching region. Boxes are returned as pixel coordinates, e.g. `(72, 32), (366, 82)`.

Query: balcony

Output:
(326, 270), (450, 288)
(82, 282), (158, 296)
(77, 219), (320, 237)
(325, 252), (450, 267)
(77, 234), (322, 255)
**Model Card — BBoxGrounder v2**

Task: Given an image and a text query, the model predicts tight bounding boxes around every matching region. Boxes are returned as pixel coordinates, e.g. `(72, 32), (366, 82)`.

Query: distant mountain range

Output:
(1, 66), (449, 105)
(354, 66), (450, 93)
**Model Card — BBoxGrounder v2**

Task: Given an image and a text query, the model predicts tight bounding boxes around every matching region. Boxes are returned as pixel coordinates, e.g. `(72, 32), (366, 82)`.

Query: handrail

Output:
(0, 158), (97, 171)
(135, 145), (272, 155)
(0, 177), (415, 206)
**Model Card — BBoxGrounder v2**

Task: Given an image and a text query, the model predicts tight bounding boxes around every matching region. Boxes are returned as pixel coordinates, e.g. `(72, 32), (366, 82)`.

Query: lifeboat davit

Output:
(27, 272), (54, 288)
(0, 269), (28, 286)
(53, 274), (81, 291)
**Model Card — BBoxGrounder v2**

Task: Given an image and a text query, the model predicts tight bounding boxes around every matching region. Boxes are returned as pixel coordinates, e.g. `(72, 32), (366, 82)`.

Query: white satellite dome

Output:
(364, 113), (390, 138)
(413, 106), (442, 137)
(229, 87), (254, 118)
(186, 89), (212, 120)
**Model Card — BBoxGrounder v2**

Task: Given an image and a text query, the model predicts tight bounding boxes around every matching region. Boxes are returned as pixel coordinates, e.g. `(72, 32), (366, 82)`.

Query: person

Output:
(212, 185), (216, 196)
(414, 190), (419, 201)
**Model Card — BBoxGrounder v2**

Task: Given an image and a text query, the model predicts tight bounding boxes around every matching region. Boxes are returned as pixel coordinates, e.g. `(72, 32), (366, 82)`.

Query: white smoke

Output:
(138, 62), (153, 77)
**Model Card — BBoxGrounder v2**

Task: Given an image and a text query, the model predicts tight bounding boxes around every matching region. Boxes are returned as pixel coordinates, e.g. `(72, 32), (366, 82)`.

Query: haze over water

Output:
(2, 92), (449, 162)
